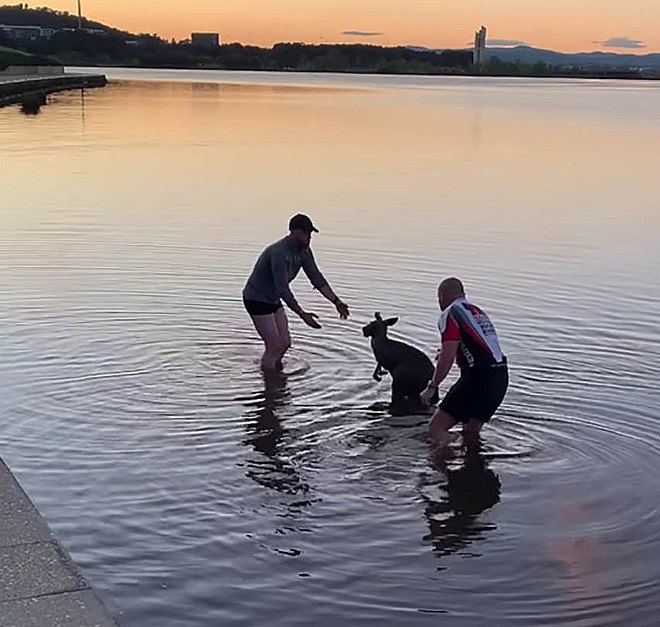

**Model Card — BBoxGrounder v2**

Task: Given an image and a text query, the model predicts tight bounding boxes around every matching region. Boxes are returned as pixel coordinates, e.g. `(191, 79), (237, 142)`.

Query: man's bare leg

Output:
(250, 313), (287, 371)
(272, 307), (291, 368)
(429, 408), (458, 449)
(462, 419), (485, 448)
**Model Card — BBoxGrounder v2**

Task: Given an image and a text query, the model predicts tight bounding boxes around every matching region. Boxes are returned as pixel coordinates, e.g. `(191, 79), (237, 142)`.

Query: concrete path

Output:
(0, 458), (118, 626)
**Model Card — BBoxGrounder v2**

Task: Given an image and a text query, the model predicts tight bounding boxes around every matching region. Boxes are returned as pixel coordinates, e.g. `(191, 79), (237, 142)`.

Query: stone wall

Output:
(0, 73), (107, 107)
(0, 64), (65, 77)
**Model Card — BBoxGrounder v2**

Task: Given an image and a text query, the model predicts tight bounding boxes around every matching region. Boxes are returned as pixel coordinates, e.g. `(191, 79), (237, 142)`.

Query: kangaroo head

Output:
(362, 311), (399, 338)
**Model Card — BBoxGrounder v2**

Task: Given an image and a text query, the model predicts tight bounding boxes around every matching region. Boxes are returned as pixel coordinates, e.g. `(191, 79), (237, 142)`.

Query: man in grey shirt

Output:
(243, 214), (350, 370)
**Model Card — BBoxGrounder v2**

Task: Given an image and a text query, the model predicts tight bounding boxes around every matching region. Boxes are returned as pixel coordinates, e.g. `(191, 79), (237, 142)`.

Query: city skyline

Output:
(33, 1), (660, 53)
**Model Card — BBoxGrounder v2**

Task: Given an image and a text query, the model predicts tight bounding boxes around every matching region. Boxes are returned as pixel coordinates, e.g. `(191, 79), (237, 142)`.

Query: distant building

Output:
(474, 25), (487, 66)
(0, 24), (92, 40)
(0, 24), (44, 40)
(191, 32), (220, 49)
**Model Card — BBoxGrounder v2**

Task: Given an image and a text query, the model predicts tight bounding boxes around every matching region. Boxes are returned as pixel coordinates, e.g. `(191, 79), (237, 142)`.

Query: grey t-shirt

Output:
(242, 235), (328, 313)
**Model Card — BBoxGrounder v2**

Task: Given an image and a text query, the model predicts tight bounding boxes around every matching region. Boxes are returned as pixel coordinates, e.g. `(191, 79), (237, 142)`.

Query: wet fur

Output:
(363, 312), (437, 416)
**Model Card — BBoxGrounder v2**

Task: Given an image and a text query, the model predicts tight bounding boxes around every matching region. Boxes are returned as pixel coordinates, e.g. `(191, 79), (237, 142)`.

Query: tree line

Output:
(3, 5), (641, 78)
(2, 33), (474, 74)
(0, 5), (473, 73)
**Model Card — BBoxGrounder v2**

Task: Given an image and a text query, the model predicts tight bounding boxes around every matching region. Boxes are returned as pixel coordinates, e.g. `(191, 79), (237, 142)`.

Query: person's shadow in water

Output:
(421, 440), (502, 558)
(241, 369), (312, 501)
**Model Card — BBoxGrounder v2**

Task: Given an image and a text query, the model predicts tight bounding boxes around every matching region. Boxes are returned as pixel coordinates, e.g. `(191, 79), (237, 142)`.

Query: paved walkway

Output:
(0, 458), (118, 626)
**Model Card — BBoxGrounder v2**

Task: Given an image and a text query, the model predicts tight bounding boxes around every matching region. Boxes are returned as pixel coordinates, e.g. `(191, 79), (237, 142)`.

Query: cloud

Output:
(342, 30), (383, 37)
(598, 37), (646, 49)
(486, 39), (529, 48)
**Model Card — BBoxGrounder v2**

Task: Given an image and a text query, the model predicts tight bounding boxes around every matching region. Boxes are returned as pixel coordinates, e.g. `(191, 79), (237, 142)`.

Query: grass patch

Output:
(0, 46), (61, 70)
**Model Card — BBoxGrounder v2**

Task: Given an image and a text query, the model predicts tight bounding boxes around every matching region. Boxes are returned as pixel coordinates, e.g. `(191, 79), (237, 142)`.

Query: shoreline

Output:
(73, 65), (659, 82)
(0, 73), (107, 108)
(0, 456), (118, 625)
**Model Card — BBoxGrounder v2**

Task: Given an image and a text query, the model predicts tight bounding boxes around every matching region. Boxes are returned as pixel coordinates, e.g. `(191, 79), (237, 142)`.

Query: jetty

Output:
(0, 70), (107, 108)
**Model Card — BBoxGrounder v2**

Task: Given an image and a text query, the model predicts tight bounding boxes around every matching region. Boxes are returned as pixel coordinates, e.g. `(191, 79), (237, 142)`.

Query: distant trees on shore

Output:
(1, 6), (651, 79)
(0, 4), (110, 30)
(2, 34), (475, 75)
(479, 55), (650, 78)
(1, 5), (473, 73)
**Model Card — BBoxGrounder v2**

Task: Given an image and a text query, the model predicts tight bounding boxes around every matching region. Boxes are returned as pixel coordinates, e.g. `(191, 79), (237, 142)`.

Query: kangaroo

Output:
(362, 312), (437, 415)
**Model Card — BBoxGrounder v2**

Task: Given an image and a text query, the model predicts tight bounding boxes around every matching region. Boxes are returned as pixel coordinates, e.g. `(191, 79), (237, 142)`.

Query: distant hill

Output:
(409, 44), (660, 70)
(0, 4), (125, 34)
(483, 45), (660, 70)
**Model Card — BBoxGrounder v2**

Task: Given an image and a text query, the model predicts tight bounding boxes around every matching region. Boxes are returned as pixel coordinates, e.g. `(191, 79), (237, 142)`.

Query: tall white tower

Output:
(474, 25), (487, 66)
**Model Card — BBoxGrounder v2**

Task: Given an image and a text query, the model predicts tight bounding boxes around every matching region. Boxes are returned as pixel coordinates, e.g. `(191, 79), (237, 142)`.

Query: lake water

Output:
(1, 68), (659, 626)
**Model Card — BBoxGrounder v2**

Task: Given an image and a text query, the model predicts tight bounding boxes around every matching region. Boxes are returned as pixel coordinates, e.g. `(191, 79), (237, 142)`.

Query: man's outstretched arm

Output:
(301, 248), (349, 319)
(318, 284), (350, 319)
(431, 340), (459, 387)
(271, 254), (303, 314)
(271, 254), (321, 328)
(421, 340), (459, 405)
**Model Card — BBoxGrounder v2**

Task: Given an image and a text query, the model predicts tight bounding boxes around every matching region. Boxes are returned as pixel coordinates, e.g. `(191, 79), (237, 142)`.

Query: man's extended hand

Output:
(335, 300), (350, 320)
(420, 382), (438, 406)
(300, 311), (322, 329)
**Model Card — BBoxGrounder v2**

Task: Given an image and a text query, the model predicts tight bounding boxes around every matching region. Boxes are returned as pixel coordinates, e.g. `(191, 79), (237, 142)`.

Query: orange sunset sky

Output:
(39, 1), (660, 53)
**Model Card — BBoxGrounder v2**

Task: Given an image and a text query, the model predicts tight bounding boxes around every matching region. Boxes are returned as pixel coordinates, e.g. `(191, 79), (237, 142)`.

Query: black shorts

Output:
(439, 365), (509, 424)
(243, 298), (283, 316)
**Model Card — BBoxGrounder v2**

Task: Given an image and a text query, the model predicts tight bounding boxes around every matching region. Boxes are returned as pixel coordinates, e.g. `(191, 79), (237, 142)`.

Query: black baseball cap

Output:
(288, 213), (319, 233)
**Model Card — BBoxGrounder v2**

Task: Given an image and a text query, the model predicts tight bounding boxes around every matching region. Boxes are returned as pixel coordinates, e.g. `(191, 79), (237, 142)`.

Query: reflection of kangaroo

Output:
(362, 312), (437, 415)
(422, 443), (501, 557)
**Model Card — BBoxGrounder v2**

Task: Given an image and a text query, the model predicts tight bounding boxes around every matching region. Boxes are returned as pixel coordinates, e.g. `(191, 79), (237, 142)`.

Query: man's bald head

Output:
(437, 277), (465, 310)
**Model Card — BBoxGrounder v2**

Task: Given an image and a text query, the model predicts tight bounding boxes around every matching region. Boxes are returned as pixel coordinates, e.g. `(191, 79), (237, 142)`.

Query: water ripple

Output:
(2, 75), (660, 627)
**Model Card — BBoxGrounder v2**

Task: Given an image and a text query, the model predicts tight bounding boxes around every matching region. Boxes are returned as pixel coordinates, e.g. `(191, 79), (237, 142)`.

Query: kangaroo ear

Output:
(385, 317), (399, 326)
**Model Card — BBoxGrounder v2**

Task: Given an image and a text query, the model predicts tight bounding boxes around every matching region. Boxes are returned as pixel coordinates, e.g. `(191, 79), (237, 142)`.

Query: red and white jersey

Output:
(438, 298), (505, 371)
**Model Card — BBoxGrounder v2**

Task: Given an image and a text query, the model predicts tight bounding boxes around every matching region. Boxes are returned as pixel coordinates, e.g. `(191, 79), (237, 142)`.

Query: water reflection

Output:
(2, 74), (659, 626)
(241, 370), (312, 500)
(422, 442), (501, 558)
(19, 91), (47, 115)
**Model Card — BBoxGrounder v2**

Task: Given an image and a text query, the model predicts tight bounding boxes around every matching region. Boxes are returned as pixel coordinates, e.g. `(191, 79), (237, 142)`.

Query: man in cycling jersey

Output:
(421, 277), (508, 448)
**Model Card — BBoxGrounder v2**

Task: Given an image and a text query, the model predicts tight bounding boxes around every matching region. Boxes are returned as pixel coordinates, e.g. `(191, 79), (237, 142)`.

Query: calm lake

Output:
(1, 68), (659, 626)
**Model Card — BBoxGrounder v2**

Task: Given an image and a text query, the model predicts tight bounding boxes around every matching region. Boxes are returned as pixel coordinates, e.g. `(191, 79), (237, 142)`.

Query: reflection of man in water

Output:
(421, 277), (509, 448)
(246, 370), (289, 458)
(423, 443), (501, 557)
(242, 214), (350, 371)
(242, 370), (310, 497)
